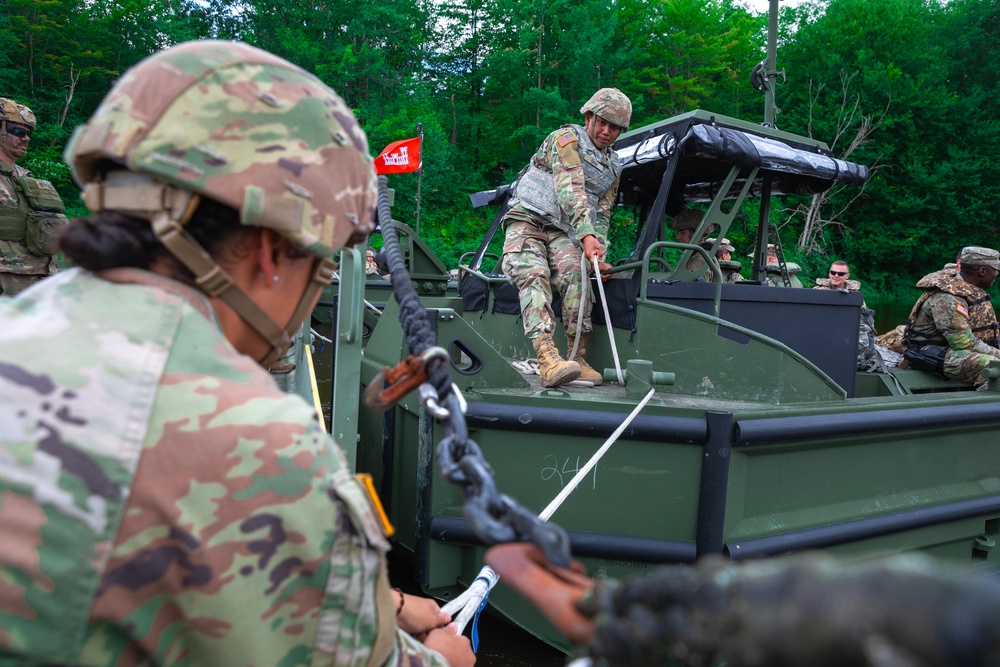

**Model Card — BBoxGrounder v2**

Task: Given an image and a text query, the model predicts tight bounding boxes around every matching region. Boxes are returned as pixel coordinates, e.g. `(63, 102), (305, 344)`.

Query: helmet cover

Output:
(65, 40), (376, 259)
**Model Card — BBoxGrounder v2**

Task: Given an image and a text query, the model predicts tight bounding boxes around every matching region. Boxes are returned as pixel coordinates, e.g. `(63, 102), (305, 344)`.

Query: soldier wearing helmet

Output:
(0, 97), (68, 295)
(501, 87), (631, 388)
(0, 41), (473, 667)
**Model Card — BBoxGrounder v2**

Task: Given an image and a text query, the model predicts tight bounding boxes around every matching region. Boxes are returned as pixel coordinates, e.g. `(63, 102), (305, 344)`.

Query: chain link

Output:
(372, 176), (571, 568)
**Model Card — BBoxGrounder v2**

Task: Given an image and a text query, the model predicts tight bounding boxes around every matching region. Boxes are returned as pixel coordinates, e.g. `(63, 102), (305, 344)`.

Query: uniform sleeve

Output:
(85, 377), (449, 667)
(932, 294), (1000, 356)
(548, 131), (598, 240)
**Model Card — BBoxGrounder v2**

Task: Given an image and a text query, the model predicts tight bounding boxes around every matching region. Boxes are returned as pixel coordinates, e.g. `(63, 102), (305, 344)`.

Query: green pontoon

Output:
(321, 105), (1000, 651)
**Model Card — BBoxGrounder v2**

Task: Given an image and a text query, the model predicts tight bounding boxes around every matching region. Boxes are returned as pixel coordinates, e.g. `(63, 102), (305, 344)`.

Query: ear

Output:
(256, 228), (279, 285)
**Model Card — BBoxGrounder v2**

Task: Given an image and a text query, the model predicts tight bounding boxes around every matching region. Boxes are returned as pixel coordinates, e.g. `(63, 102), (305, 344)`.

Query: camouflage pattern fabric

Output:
(0, 163), (57, 291)
(904, 274), (1000, 384)
(876, 324), (907, 354)
(718, 260), (744, 284)
(502, 220), (591, 339)
(504, 124), (618, 249)
(911, 268), (999, 347)
(67, 40), (377, 260)
(0, 268), (447, 667)
(501, 122), (620, 340)
(813, 277), (862, 291)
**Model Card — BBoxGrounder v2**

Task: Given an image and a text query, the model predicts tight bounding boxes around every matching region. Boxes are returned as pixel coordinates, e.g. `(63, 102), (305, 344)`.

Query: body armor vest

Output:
(510, 123), (621, 241)
(906, 272), (999, 347)
(0, 166), (67, 256)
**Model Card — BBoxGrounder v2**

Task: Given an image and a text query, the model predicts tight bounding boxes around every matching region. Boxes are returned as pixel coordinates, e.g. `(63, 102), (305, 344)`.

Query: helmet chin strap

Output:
(83, 173), (332, 368)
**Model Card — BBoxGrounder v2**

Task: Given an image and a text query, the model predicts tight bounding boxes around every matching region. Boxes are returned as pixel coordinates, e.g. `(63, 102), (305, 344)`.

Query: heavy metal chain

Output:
(369, 175), (571, 568)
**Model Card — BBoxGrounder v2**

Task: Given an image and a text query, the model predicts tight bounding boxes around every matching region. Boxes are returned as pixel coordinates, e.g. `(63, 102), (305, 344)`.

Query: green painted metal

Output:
(319, 107), (1000, 653)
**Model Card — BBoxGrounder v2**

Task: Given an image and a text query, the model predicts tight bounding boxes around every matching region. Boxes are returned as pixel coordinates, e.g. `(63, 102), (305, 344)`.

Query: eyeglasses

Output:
(829, 270), (848, 276)
(5, 125), (30, 139)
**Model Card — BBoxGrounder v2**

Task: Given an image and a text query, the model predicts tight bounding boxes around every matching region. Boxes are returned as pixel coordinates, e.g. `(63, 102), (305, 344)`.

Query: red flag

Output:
(374, 137), (422, 175)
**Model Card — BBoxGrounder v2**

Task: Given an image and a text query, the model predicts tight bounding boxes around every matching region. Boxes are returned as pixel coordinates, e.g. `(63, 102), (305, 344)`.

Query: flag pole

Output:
(414, 122), (423, 235)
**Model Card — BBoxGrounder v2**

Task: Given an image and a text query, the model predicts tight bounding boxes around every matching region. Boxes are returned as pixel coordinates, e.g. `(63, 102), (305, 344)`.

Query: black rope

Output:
(375, 175), (571, 568)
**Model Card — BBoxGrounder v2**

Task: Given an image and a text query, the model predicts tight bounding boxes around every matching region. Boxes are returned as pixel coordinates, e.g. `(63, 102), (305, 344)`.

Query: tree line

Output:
(3, 0), (998, 299)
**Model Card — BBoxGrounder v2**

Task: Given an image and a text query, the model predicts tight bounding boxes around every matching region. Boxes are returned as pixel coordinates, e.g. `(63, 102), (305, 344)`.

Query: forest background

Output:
(2, 0), (998, 304)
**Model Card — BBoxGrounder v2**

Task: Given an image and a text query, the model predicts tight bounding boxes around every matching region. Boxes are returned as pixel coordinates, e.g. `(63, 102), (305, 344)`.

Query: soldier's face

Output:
(0, 123), (30, 163)
(676, 228), (694, 244)
(828, 265), (848, 287)
(585, 114), (622, 150)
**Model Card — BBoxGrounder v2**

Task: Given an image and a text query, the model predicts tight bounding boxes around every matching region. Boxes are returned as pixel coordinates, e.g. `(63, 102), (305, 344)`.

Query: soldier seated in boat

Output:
(903, 245), (1000, 385)
(0, 40), (472, 667)
(814, 260), (863, 293)
(670, 208), (714, 278)
(501, 87), (632, 389)
(704, 237), (743, 283)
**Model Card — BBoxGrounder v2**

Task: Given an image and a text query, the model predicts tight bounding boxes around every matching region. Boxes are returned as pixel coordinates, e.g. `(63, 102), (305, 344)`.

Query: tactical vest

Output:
(906, 273), (999, 347)
(0, 167), (67, 257)
(510, 123), (621, 240)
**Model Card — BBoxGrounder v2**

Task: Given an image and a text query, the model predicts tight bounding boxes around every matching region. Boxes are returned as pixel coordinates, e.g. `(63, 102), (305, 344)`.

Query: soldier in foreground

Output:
(501, 88), (631, 388)
(0, 41), (473, 667)
(903, 246), (1000, 385)
(0, 97), (68, 295)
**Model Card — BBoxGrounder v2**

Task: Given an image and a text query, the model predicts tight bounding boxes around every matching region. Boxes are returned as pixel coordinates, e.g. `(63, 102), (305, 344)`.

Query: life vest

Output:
(509, 123), (620, 242)
(906, 271), (999, 347)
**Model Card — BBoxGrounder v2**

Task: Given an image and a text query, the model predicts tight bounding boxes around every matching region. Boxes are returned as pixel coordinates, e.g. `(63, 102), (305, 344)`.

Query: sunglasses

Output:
(829, 270), (848, 276)
(5, 125), (30, 139)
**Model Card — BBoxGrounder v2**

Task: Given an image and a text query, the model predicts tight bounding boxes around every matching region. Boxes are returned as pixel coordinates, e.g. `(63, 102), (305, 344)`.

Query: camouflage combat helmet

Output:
(0, 98), (36, 130)
(580, 88), (632, 130)
(672, 208), (704, 231)
(65, 40), (377, 367)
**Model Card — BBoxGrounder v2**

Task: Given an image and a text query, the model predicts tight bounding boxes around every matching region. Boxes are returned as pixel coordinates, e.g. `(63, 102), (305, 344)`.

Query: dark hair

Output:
(60, 197), (250, 284)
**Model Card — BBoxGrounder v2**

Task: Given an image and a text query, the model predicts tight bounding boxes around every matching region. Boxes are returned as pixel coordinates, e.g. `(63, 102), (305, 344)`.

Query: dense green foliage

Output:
(2, 0), (997, 298)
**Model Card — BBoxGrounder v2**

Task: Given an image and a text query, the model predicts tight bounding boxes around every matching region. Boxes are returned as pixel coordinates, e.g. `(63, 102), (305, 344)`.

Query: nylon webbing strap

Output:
(151, 211), (291, 361)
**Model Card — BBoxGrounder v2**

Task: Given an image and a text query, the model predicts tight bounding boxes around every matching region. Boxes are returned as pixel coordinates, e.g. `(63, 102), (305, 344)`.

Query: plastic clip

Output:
(364, 346), (449, 413)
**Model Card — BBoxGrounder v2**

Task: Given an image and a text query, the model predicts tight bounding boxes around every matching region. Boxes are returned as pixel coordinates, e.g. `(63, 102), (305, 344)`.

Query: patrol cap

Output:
(959, 246), (1000, 270)
(747, 243), (776, 258)
(706, 237), (735, 252)
(671, 209), (703, 231)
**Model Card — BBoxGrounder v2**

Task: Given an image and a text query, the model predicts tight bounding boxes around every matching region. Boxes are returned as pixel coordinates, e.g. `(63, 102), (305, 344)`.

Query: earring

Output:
(273, 275), (279, 282)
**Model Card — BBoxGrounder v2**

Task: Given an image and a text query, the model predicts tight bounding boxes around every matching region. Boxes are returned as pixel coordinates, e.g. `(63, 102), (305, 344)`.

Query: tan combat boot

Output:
(532, 334), (581, 388)
(567, 335), (603, 386)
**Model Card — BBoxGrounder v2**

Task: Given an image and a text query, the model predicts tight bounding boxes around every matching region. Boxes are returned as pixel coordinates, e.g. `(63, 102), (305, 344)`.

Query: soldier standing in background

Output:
(0, 41), (473, 667)
(502, 87), (631, 388)
(0, 98), (68, 295)
(903, 246), (1000, 385)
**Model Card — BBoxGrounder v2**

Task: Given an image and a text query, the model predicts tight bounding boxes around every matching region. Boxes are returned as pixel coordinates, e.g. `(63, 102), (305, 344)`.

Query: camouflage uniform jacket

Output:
(0, 162), (56, 276)
(905, 270), (1000, 352)
(505, 123), (621, 248)
(0, 268), (447, 667)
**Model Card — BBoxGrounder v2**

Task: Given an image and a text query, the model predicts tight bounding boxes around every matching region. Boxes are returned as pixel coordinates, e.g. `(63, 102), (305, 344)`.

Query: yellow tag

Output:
(356, 473), (395, 538)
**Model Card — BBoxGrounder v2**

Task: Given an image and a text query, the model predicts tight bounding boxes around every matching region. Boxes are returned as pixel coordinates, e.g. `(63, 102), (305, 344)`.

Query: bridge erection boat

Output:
(320, 97), (1000, 651)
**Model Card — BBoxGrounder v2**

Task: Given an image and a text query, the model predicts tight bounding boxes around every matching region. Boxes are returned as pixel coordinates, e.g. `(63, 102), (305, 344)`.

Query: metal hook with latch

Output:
(364, 346), (449, 413)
